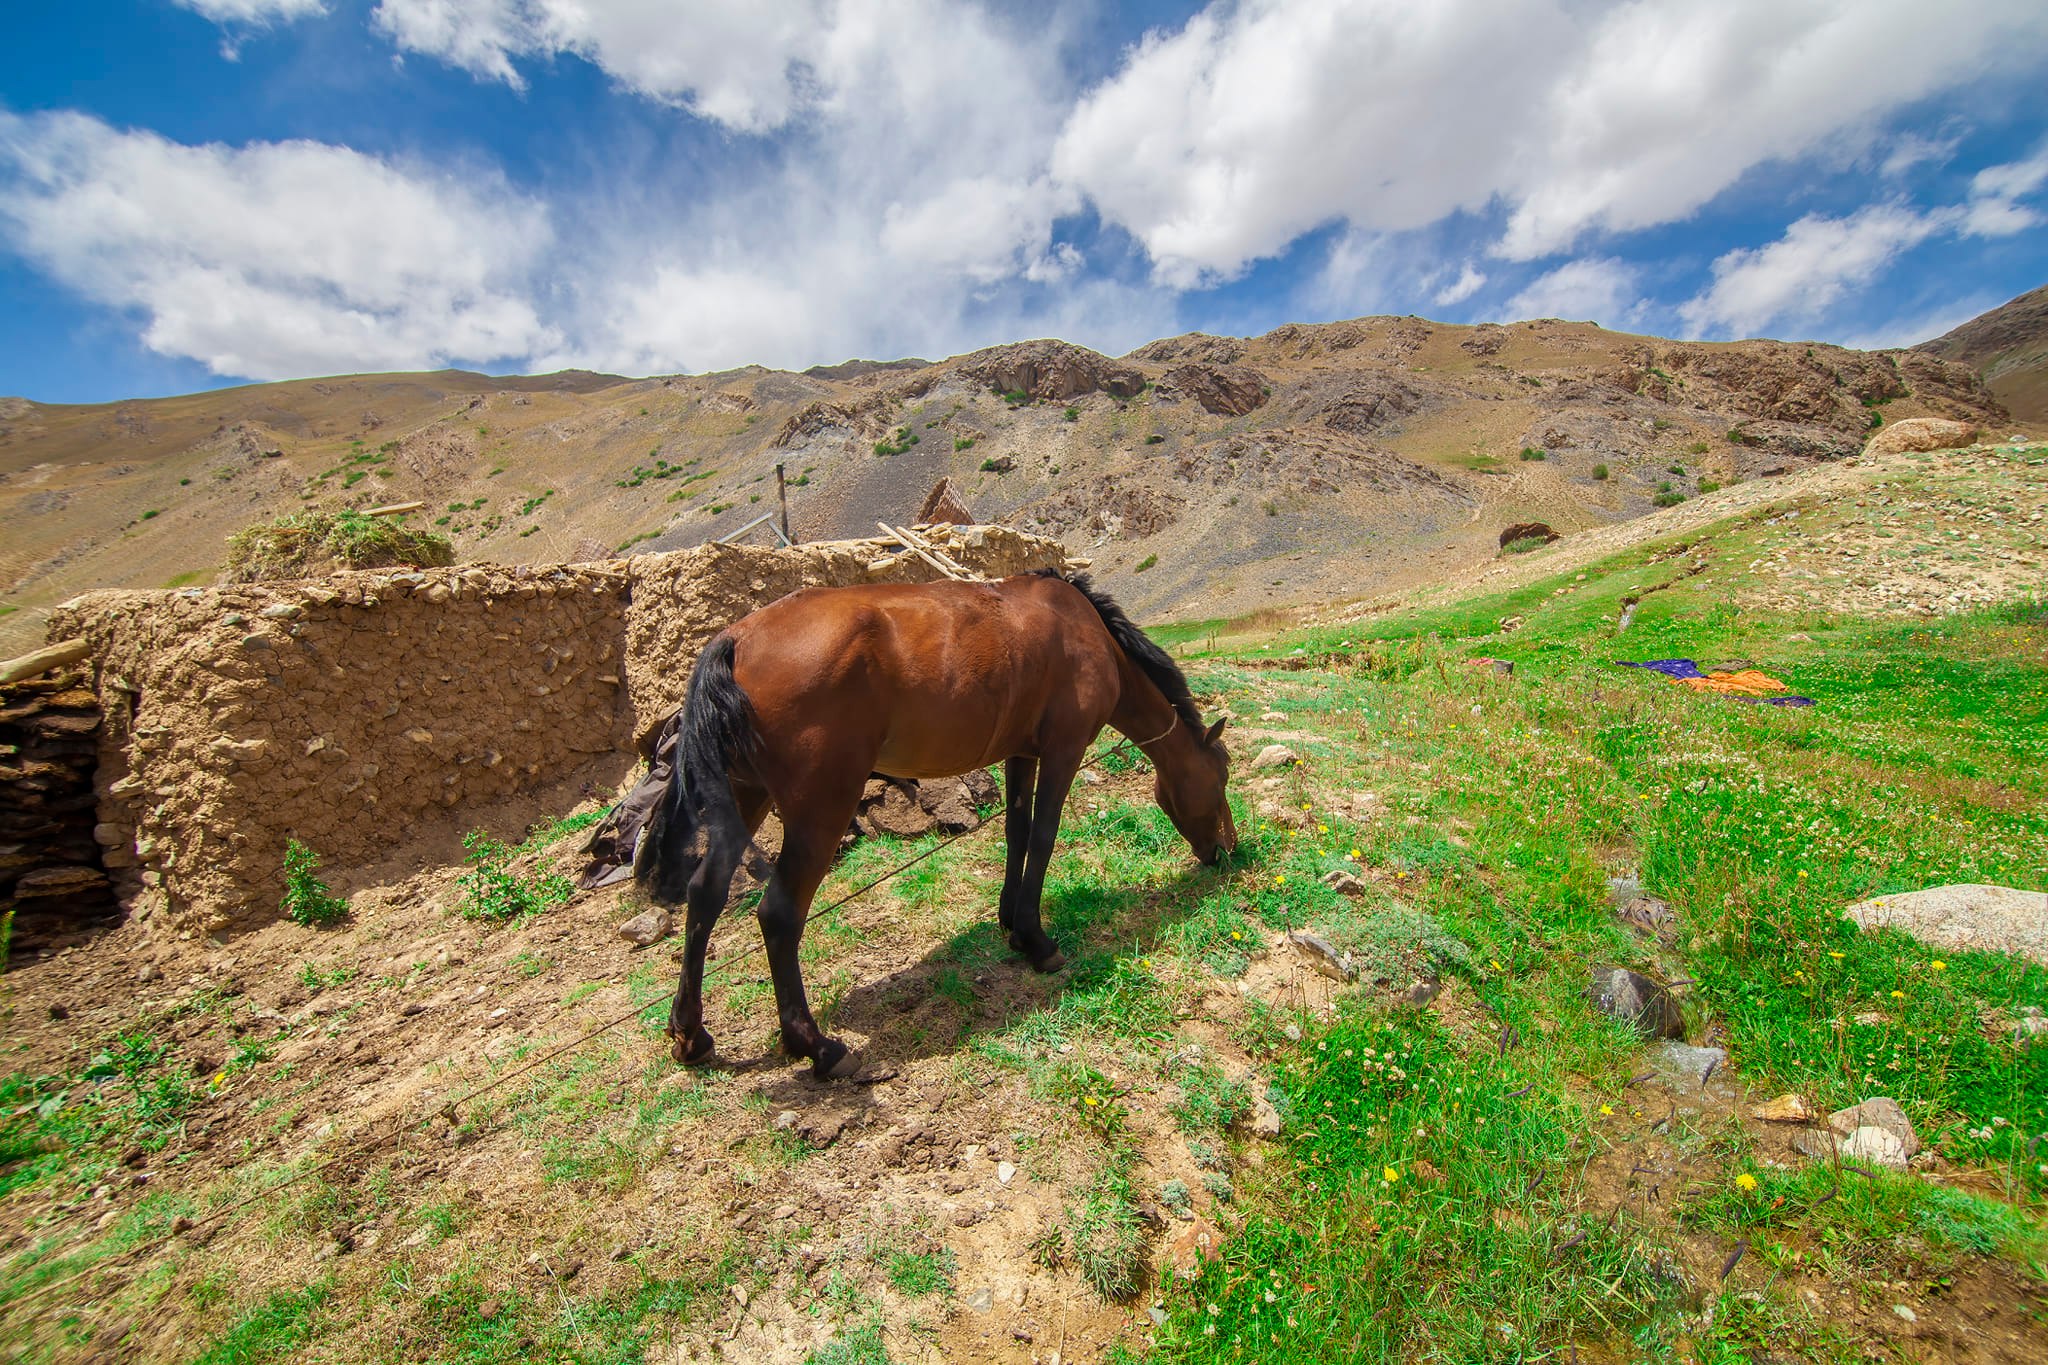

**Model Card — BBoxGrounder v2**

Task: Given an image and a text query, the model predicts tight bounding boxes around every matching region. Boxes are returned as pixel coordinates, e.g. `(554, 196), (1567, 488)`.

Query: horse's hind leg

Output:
(667, 783), (769, 1065)
(998, 756), (1037, 934)
(756, 783), (866, 1079)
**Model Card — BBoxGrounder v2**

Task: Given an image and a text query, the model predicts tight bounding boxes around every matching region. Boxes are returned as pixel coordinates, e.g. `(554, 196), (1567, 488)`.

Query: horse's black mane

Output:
(1032, 568), (1203, 735)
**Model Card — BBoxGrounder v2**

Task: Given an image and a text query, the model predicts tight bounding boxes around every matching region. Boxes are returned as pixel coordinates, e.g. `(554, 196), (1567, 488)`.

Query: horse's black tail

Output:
(634, 633), (759, 906)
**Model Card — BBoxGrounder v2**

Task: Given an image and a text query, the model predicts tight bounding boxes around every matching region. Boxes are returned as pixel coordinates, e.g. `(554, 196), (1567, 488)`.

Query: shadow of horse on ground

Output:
(737, 854), (1253, 1112)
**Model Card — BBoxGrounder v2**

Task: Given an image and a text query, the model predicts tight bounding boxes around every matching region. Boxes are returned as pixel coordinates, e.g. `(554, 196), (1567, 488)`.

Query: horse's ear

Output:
(1204, 717), (1227, 747)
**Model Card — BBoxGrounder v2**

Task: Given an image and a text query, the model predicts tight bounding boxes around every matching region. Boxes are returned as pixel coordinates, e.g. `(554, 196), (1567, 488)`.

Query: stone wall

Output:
(0, 672), (116, 946)
(47, 527), (1065, 933)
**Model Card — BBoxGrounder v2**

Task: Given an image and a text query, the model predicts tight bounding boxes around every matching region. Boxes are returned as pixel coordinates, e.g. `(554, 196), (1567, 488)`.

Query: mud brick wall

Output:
(46, 527), (1064, 933)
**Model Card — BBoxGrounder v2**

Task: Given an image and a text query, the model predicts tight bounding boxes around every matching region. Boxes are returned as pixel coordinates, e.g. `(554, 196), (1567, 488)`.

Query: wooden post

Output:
(775, 463), (792, 545)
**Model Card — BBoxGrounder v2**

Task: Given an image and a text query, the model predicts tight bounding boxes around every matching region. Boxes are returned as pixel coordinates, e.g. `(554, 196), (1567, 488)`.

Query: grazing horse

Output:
(635, 568), (1236, 1079)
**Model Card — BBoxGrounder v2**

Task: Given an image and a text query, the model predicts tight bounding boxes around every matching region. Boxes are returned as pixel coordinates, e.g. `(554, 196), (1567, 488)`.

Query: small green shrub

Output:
(141, 509), (161, 520)
(1135, 554), (1158, 572)
(1144, 434), (1165, 445)
(1652, 491), (1687, 507)
(1064, 406), (1080, 422)
(1068, 1173), (1142, 1300)
(457, 830), (573, 922)
(1591, 463), (1609, 480)
(954, 436), (976, 451)
(281, 839), (348, 927)
(1697, 479), (1724, 494)
(1668, 463), (1686, 475)
(1503, 535), (1548, 555)
(873, 427), (917, 456)
(1686, 440), (1710, 454)
(885, 1246), (957, 1297)
(980, 457), (1007, 473)
(1519, 447), (1545, 461)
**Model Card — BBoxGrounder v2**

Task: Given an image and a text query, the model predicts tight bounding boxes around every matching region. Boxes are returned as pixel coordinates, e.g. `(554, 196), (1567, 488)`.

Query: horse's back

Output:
(725, 574), (1118, 776)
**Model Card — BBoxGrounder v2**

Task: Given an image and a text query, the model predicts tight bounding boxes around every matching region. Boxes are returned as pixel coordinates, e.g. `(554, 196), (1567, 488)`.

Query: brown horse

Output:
(635, 568), (1235, 1079)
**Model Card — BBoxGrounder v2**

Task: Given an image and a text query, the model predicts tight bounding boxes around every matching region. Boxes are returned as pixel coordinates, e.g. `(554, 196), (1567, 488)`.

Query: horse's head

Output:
(1158, 716), (1237, 866)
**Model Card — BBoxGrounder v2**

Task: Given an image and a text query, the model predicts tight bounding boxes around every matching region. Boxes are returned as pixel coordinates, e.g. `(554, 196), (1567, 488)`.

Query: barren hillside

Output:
(0, 314), (2014, 655)
(1918, 283), (2048, 426)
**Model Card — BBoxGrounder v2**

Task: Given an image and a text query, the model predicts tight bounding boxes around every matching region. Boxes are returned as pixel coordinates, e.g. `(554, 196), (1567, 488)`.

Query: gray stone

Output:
(1319, 870), (1369, 897)
(1250, 744), (1298, 770)
(1827, 1097), (1919, 1157)
(1845, 884), (2048, 966)
(1588, 965), (1685, 1039)
(1839, 1124), (1909, 1172)
(1287, 930), (1356, 982)
(1650, 1041), (1731, 1098)
(617, 907), (672, 947)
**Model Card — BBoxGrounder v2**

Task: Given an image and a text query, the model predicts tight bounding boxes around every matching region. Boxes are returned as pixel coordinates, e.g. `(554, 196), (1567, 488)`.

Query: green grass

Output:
(456, 829), (575, 922)
(223, 508), (453, 581)
(190, 1279), (335, 1364)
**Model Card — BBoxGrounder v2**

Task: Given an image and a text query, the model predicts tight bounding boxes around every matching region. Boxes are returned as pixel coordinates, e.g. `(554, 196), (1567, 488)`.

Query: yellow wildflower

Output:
(1599, 1104), (1614, 1116)
(1735, 1173), (1758, 1191)
(1382, 1166), (1399, 1183)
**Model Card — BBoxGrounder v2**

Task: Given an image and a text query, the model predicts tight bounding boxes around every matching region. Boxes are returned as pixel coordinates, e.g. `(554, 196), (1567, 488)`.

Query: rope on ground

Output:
(6, 808), (1015, 1321)
(11, 733), (1154, 1321)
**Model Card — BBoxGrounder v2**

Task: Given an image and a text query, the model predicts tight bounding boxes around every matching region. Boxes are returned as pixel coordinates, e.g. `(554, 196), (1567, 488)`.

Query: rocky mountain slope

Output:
(0, 313), (2013, 655)
(1917, 283), (2048, 425)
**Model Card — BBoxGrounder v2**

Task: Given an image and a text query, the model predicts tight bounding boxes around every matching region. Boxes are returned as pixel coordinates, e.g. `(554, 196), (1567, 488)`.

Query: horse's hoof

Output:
(1031, 948), (1068, 974)
(813, 1041), (863, 1080)
(670, 1028), (718, 1067)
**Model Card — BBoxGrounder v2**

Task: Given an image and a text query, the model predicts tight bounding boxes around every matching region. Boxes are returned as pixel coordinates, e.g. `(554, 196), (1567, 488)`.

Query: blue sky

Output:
(3, 0), (2046, 404)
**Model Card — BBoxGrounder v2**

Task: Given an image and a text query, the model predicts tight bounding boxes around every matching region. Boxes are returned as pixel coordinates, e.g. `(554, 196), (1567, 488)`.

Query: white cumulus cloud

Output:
(1049, 0), (2048, 283)
(1677, 204), (1950, 339)
(0, 111), (557, 380)
(372, 0), (827, 132)
(1505, 258), (1639, 325)
(1680, 141), (2048, 338)
(174, 0), (325, 22)
(1433, 264), (1487, 307)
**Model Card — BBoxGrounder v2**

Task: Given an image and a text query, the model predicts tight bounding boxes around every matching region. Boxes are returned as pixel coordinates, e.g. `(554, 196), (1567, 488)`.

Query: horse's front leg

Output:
(1006, 749), (1079, 973)
(998, 756), (1038, 935)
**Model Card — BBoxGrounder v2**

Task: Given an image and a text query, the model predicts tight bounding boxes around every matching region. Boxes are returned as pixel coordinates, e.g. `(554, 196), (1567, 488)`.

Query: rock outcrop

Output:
(1125, 333), (1247, 365)
(953, 340), (1146, 402)
(1498, 522), (1560, 548)
(1155, 364), (1270, 417)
